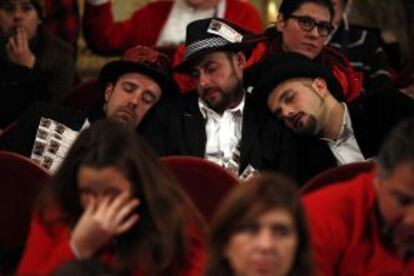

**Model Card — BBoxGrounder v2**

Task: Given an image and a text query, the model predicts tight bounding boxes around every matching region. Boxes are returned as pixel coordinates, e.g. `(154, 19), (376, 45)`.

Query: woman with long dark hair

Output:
(206, 173), (313, 276)
(18, 119), (206, 275)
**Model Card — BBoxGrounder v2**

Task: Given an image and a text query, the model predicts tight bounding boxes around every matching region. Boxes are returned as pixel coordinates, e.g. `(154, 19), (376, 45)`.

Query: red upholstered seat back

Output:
(301, 161), (374, 195)
(0, 151), (50, 250)
(160, 156), (238, 223)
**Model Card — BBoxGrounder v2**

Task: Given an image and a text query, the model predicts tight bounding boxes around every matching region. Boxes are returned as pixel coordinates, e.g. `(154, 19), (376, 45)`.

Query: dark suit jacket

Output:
(297, 90), (414, 184)
(0, 102), (104, 157)
(143, 92), (297, 178)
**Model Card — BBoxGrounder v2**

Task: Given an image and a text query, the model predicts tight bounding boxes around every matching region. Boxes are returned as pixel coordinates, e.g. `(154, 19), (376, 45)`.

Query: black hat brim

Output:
(251, 53), (344, 105)
(99, 60), (180, 99)
(174, 42), (257, 73)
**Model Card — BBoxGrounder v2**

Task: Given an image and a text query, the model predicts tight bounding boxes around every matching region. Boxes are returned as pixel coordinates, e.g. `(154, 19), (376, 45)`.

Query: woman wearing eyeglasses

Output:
(18, 120), (206, 275)
(248, 0), (362, 102)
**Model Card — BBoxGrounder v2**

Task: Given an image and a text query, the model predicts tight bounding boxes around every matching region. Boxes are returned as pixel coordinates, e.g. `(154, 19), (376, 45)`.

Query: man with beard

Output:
(144, 18), (296, 179)
(0, 45), (179, 172)
(253, 52), (414, 183)
(303, 118), (414, 275)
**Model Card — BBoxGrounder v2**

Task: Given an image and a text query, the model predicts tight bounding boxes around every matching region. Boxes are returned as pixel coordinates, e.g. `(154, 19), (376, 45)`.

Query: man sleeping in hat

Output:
(0, 45), (179, 173)
(254, 52), (414, 184)
(143, 18), (297, 180)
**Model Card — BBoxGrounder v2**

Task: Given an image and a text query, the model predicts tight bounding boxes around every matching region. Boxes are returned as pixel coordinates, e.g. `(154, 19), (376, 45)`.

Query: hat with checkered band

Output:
(174, 17), (264, 73)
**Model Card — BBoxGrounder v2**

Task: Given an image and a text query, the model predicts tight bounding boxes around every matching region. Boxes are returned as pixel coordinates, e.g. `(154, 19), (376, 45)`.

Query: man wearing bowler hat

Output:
(145, 18), (296, 179)
(254, 52), (414, 183)
(0, 45), (179, 172)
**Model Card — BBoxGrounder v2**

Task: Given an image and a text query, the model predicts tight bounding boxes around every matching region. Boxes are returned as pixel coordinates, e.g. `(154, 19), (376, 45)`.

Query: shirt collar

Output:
(198, 93), (245, 120)
(320, 103), (353, 145)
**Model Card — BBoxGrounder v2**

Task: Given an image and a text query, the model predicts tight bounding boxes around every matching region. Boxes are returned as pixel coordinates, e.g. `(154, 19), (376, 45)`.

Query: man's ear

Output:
(275, 14), (286, 32)
(311, 77), (329, 98)
(104, 83), (114, 102)
(235, 51), (246, 67)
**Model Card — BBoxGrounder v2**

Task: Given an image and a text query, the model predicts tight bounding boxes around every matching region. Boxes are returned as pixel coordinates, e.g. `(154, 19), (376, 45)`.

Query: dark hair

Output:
(279, 0), (334, 20)
(377, 118), (414, 178)
(38, 119), (205, 274)
(205, 173), (314, 276)
(53, 259), (112, 276)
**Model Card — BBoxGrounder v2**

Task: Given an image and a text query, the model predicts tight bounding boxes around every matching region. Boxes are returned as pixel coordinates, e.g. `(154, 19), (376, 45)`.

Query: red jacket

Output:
(303, 169), (414, 276)
(83, 0), (263, 56)
(18, 213), (205, 275)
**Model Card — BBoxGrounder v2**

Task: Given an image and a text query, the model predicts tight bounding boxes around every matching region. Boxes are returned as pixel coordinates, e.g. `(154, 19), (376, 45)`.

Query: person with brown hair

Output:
(206, 173), (313, 276)
(17, 119), (206, 275)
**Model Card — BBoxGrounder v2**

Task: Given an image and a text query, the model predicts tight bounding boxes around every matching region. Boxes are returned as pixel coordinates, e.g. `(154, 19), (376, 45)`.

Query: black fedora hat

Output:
(174, 18), (264, 73)
(251, 52), (345, 105)
(99, 45), (179, 99)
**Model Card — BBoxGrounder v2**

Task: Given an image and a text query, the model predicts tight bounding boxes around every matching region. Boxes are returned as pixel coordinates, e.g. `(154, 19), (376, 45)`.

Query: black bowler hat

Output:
(99, 45), (179, 99)
(174, 18), (264, 73)
(251, 52), (345, 105)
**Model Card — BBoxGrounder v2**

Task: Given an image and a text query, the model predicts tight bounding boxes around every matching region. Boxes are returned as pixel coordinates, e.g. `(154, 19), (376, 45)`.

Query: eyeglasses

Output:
(288, 15), (334, 36)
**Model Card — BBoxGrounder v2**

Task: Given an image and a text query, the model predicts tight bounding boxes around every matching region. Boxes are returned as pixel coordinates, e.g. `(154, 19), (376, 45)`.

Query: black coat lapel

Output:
(239, 94), (260, 171)
(182, 94), (206, 157)
(348, 102), (373, 158)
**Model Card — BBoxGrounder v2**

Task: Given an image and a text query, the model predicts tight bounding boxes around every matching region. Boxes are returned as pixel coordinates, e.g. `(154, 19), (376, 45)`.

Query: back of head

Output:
(377, 118), (414, 179)
(279, 0), (334, 19)
(206, 173), (313, 276)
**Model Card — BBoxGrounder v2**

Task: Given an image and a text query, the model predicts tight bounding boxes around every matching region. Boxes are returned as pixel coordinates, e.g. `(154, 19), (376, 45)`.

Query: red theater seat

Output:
(301, 161), (374, 195)
(160, 156), (238, 223)
(0, 151), (50, 273)
(62, 79), (100, 111)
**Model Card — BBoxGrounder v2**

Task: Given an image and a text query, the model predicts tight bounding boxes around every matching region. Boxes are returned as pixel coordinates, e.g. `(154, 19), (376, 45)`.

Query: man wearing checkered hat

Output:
(145, 18), (296, 180)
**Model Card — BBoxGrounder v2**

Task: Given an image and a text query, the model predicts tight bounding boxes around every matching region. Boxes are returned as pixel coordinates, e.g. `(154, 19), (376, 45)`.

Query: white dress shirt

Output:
(320, 104), (365, 165)
(199, 95), (244, 168)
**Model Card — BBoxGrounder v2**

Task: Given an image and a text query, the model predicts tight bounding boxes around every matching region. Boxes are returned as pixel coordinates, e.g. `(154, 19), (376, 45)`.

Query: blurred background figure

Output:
(0, 0), (74, 128)
(18, 120), (206, 275)
(327, 0), (395, 94)
(83, 0), (263, 58)
(206, 173), (313, 276)
(43, 0), (80, 57)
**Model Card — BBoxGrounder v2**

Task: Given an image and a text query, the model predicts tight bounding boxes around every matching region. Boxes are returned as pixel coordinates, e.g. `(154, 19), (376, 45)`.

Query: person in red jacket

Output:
(303, 118), (414, 275)
(83, 0), (263, 56)
(18, 120), (206, 275)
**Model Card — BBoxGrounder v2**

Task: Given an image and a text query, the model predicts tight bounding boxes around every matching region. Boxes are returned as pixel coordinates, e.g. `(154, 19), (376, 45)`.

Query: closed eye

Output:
(122, 82), (138, 93)
(142, 91), (158, 105)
